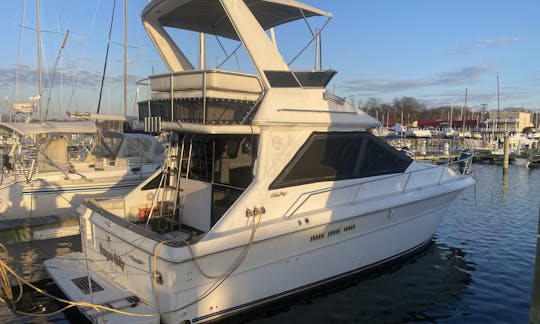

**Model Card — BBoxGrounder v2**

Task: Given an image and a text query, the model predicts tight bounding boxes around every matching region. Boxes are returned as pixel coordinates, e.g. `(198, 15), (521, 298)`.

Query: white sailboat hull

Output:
(0, 164), (160, 221)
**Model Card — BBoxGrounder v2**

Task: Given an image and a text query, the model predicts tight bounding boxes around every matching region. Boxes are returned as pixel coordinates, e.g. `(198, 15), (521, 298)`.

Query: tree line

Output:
(359, 96), (483, 125)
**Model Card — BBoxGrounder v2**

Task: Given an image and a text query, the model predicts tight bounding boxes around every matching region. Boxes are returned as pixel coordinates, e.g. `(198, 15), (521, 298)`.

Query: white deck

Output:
(44, 252), (159, 324)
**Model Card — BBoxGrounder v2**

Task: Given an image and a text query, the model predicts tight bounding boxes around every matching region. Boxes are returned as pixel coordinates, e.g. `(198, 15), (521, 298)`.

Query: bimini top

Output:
(0, 121), (97, 136)
(143, 0), (332, 40)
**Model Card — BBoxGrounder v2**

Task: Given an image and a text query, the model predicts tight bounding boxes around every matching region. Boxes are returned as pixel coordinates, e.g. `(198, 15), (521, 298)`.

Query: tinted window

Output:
(270, 132), (412, 189)
(357, 135), (412, 177)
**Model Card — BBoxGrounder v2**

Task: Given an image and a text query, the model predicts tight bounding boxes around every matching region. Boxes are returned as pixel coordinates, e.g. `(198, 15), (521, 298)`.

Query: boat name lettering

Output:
(99, 244), (125, 271)
(271, 191), (287, 198)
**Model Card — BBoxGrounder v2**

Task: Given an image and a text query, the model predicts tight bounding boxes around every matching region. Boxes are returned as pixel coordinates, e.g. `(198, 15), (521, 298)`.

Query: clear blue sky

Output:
(1, 0), (538, 119)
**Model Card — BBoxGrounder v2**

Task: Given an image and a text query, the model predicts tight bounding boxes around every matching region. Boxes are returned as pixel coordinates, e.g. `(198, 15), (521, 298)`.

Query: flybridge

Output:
(141, 0), (332, 76)
(136, 0), (349, 127)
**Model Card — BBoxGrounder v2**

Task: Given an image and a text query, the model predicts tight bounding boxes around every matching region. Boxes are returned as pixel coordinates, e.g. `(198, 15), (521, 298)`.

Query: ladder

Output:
(171, 133), (192, 227)
(146, 132), (190, 233)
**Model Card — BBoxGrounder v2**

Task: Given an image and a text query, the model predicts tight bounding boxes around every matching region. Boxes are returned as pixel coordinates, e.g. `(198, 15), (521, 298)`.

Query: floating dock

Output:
(0, 214), (80, 244)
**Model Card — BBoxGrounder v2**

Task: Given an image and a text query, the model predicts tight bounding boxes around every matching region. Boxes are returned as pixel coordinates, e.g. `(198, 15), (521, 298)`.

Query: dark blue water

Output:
(1, 164), (538, 323)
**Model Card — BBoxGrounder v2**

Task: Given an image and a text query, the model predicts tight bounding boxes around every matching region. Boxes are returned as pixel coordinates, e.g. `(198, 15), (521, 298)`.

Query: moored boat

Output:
(0, 119), (164, 225)
(45, 1), (475, 323)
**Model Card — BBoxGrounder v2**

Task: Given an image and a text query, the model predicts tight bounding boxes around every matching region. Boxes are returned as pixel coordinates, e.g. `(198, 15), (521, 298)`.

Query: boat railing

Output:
(283, 154), (474, 219)
(136, 69), (265, 126)
(0, 140), (97, 184)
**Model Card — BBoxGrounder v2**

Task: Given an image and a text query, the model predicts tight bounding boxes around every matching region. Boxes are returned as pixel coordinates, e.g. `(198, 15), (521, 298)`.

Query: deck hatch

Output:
(72, 276), (104, 294)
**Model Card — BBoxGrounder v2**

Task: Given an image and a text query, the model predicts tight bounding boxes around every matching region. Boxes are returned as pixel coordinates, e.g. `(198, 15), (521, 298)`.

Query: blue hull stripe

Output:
(22, 183), (137, 195)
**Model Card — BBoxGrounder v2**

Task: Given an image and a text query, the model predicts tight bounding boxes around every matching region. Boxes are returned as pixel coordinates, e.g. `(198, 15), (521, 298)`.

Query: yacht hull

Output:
(45, 189), (461, 323)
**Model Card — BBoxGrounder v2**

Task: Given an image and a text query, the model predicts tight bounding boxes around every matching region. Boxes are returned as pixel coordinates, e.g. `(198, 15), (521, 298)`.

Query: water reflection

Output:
(232, 241), (474, 324)
(0, 237), (83, 323)
(502, 170), (508, 200)
(530, 207), (540, 324)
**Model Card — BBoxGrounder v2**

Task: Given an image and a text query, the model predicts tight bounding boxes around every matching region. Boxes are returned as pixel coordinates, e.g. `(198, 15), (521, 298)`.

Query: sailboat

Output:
(11, 0), (43, 120)
(11, 96), (39, 114)
(45, 1), (475, 323)
(0, 1), (165, 234)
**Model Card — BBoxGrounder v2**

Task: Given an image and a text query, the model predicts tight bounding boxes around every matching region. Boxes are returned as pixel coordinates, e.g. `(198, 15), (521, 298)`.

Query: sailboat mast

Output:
(37, 0), (43, 122)
(123, 0), (128, 116)
(462, 88), (467, 129)
(450, 105), (453, 129)
(496, 74), (500, 134)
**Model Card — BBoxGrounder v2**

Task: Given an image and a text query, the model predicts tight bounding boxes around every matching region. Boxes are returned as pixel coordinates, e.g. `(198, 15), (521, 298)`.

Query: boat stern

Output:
(44, 252), (159, 323)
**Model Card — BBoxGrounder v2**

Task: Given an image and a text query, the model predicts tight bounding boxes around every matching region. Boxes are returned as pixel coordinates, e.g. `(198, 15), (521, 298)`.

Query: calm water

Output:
(1, 164), (538, 323)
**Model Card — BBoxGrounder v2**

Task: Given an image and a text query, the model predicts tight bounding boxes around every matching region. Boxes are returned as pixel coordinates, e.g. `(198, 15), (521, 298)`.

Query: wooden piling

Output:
(502, 133), (509, 172)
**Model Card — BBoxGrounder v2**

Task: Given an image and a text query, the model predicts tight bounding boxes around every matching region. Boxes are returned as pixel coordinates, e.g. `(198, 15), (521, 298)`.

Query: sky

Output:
(0, 0), (539, 119)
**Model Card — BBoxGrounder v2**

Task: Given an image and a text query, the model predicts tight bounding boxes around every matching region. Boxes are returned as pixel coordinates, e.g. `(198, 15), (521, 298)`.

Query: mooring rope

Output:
(0, 243), (159, 319)
(0, 212), (262, 320)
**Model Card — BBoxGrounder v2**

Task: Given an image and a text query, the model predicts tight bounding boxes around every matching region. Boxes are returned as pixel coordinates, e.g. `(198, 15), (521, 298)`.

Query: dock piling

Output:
(503, 133), (509, 172)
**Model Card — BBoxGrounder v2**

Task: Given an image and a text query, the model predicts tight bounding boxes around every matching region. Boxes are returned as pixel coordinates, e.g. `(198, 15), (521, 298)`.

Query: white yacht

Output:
(45, 1), (475, 323)
(0, 120), (164, 223)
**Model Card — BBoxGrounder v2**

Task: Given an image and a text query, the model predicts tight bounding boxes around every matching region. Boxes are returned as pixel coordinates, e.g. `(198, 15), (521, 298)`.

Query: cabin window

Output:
(167, 133), (258, 226)
(211, 135), (258, 225)
(174, 134), (258, 188)
(141, 172), (169, 191)
(92, 132), (123, 160)
(125, 136), (157, 159)
(269, 131), (412, 189)
(212, 135), (257, 188)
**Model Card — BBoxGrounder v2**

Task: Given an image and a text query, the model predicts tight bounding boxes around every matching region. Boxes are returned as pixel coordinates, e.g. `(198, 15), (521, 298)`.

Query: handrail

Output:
(283, 154), (474, 219)
(137, 69), (265, 126)
(147, 69), (263, 82)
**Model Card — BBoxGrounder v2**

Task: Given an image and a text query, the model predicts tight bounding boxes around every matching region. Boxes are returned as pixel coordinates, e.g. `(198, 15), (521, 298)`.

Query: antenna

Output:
(314, 29), (320, 70)
(123, 0), (128, 116)
(37, 0), (43, 122)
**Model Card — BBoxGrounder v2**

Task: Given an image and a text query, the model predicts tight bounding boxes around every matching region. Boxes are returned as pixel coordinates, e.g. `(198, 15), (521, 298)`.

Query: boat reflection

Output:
(227, 240), (475, 323)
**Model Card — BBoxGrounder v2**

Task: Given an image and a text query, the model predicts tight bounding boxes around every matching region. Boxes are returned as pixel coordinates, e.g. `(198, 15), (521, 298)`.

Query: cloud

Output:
(337, 65), (537, 108)
(434, 65), (494, 86)
(0, 63), (144, 91)
(340, 78), (432, 93)
(447, 37), (525, 54)
(341, 64), (494, 94)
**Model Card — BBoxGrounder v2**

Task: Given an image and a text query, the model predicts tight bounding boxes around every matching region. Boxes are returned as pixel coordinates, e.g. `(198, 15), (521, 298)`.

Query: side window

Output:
(141, 172), (168, 191)
(270, 132), (412, 189)
(272, 133), (364, 189)
(358, 135), (412, 177)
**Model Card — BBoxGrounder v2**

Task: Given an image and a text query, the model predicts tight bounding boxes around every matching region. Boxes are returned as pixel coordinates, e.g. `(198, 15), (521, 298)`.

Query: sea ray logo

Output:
(270, 191), (287, 198)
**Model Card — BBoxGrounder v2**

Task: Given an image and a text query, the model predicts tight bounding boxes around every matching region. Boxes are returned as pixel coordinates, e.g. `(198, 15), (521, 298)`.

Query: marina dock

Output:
(0, 214), (79, 244)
